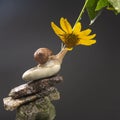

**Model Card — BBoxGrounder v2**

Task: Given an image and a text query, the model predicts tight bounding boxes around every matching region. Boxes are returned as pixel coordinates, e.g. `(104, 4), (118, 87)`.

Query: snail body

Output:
(22, 47), (68, 81)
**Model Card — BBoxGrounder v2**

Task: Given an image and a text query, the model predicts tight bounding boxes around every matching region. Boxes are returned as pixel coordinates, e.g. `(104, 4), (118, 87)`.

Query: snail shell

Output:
(34, 48), (53, 64)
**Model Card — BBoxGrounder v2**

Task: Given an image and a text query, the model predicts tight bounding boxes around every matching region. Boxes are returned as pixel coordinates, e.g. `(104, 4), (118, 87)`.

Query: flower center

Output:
(64, 33), (79, 48)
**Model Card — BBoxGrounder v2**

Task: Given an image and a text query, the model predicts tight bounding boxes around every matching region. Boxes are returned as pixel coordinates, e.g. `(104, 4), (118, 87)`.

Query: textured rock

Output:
(9, 75), (63, 99)
(3, 87), (60, 111)
(16, 97), (56, 120)
(3, 72), (63, 120)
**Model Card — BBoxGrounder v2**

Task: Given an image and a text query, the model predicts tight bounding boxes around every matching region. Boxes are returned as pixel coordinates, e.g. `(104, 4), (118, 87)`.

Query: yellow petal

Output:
(84, 34), (96, 40)
(78, 39), (96, 46)
(59, 36), (66, 43)
(80, 29), (92, 36)
(73, 22), (81, 34)
(66, 47), (73, 51)
(79, 34), (96, 40)
(51, 22), (65, 36)
(60, 18), (72, 34)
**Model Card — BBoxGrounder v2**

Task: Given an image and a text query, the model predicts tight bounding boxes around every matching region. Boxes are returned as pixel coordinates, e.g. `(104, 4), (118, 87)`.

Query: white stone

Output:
(22, 60), (61, 81)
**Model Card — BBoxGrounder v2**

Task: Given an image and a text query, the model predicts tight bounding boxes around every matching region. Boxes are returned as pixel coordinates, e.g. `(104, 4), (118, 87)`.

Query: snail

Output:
(22, 47), (68, 81)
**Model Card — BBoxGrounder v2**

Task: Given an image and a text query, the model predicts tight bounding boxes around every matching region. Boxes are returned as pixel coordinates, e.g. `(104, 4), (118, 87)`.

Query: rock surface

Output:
(3, 87), (60, 111)
(3, 74), (62, 120)
(16, 97), (56, 120)
(9, 75), (63, 99)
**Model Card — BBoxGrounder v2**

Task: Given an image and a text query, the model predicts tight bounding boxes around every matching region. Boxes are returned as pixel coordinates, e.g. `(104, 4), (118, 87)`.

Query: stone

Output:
(22, 60), (61, 81)
(3, 87), (60, 111)
(16, 97), (56, 120)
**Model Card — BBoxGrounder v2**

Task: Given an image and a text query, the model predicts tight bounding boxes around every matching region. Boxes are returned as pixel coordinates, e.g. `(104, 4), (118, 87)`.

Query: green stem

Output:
(74, 0), (89, 27)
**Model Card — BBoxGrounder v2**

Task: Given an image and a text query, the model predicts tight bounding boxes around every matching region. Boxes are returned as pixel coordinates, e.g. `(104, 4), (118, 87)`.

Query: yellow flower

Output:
(51, 17), (96, 50)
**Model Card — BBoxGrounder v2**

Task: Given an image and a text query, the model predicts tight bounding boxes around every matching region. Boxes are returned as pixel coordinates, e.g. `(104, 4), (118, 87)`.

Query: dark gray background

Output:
(0, 0), (120, 120)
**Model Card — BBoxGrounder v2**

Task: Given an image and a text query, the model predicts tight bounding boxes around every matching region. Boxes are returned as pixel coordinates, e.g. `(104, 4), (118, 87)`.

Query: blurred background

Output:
(0, 0), (120, 120)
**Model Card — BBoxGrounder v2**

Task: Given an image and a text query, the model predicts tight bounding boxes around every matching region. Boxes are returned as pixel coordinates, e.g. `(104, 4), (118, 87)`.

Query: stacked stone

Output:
(3, 75), (63, 120)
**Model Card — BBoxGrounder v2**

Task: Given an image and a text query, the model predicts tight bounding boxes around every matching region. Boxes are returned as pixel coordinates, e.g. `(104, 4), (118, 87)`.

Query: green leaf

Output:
(106, 5), (117, 14)
(85, 0), (120, 24)
(108, 0), (120, 13)
(86, 0), (101, 24)
(96, 0), (109, 11)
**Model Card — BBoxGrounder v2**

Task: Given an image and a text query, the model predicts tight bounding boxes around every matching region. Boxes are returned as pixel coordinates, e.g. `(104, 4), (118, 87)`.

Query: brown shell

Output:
(34, 48), (53, 64)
